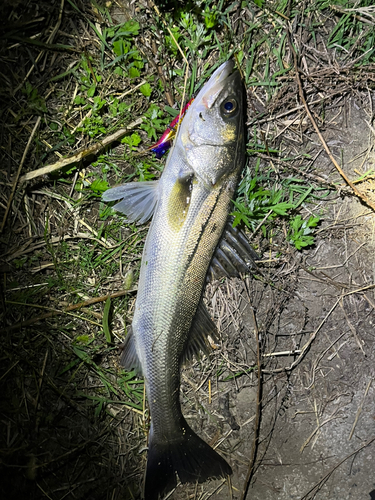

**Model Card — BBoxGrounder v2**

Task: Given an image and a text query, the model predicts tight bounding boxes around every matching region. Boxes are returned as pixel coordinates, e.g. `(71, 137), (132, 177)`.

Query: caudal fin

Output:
(144, 420), (232, 500)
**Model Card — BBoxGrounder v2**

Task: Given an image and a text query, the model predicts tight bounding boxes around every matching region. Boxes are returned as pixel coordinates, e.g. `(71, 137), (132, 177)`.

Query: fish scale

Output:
(139, 183), (229, 423)
(103, 60), (246, 499)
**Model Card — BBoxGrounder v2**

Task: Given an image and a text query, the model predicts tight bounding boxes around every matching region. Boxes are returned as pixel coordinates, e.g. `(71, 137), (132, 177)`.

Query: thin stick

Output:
(300, 408), (341, 453)
(262, 297), (341, 375)
(340, 298), (366, 355)
(0, 116), (41, 233)
(364, 293), (375, 310)
(263, 349), (302, 357)
(19, 118), (143, 183)
(248, 210), (273, 241)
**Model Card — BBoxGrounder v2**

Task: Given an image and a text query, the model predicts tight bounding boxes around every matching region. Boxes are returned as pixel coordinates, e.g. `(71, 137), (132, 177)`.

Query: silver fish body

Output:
(103, 60), (245, 499)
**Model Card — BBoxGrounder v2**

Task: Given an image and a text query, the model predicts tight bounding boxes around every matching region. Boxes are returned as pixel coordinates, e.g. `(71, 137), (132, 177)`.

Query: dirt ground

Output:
(244, 99), (375, 500)
(165, 98), (375, 500)
(1, 2), (375, 500)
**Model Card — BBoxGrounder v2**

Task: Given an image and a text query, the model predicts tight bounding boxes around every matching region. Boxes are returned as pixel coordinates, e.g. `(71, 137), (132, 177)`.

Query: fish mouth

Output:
(198, 60), (239, 110)
(207, 60), (236, 87)
(178, 60), (243, 151)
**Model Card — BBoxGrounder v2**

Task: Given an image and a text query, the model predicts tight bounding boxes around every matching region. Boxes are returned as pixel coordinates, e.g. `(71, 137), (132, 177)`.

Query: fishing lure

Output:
(149, 97), (194, 158)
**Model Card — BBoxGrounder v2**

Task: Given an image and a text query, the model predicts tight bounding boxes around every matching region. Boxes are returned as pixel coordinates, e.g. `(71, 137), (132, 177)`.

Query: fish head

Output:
(179, 60), (245, 187)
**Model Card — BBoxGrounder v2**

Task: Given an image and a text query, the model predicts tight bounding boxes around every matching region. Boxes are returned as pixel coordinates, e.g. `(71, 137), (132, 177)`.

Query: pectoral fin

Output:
(102, 180), (159, 224)
(208, 221), (260, 281)
(182, 301), (219, 364)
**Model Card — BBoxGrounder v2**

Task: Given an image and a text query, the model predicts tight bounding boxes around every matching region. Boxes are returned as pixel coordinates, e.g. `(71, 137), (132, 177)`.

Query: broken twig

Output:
(19, 118), (143, 183)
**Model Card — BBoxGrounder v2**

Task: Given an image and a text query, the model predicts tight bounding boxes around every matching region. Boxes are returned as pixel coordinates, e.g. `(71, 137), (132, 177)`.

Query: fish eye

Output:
(221, 98), (237, 116)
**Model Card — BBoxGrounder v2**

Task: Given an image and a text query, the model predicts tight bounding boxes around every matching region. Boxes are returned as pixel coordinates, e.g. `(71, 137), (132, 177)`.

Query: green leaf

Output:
(123, 19), (139, 36)
(231, 210), (250, 228)
(103, 297), (112, 343)
(291, 215), (303, 231)
(113, 39), (129, 56)
(94, 399), (104, 417)
(270, 202), (294, 216)
(113, 66), (124, 76)
(121, 132), (141, 149)
(123, 269), (134, 290)
(164, 105), (179, 117)
(89, 179), (109, 193)
(57, 358), (80, 376)
(74, 95), (85, 105)
(288, 214), (320, 250)
(129, 66), (140, 78)
(76, 335), (90, 344)
(87, 84), (96, 97)
(165, 27), (180, 55)
(92, 96), (106, 111)
(294, 236), (314, 250)
(307, 216), (320, 227)
(72, 346), (91, 364)
(204, 7), (217, 29)
(139, 83), (152, 97)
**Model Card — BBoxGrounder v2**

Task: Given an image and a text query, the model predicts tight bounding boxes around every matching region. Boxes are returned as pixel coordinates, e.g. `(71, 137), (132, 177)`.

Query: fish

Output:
(102, 60), (250, 499)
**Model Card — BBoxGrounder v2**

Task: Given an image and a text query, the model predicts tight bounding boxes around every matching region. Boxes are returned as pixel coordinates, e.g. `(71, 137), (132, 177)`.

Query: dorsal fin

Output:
(102, 180), (159, 224)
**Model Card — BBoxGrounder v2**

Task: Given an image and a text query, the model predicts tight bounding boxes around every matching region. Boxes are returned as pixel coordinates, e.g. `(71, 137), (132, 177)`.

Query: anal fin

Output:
(182, 301), (219, 364)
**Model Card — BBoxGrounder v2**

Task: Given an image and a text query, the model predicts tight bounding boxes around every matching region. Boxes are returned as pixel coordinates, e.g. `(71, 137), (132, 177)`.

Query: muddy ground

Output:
(169, 98), (375, 500)
(244, 98), (375, 500)
(1, 1), (375, 500)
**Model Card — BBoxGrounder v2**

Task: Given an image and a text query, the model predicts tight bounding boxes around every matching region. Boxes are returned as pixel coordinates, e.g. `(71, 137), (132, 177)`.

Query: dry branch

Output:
(19, 118), (143, 183)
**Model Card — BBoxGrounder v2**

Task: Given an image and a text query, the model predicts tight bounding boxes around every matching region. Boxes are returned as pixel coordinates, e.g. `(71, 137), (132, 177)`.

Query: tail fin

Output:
(144, 419), (232, 499)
